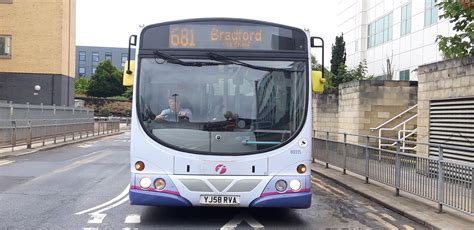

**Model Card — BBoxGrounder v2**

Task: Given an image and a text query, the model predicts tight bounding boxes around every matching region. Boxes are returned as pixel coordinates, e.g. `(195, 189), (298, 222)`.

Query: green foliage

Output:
(123, 87), (133, 100)
(98, 107), (112, 117)
(327, 60), (373, 89)
(74, 76), (89, 95)
(330, 33), (346, 80)
(436, 0), (473, 59)
(87, 60), (126, 97)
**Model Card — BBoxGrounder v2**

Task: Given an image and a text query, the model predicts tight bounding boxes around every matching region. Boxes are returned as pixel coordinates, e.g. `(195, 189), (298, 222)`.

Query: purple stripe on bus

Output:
(130, 185), (181, 196)
(260, 188), (310, 197)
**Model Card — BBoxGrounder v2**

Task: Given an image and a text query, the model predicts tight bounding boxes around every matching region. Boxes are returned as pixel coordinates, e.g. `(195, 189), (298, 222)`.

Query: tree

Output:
(74, 76), (89, 95)
(330, 33), (346, 85)
(436, 0), (473, 59)
(87, 60), (126, 97)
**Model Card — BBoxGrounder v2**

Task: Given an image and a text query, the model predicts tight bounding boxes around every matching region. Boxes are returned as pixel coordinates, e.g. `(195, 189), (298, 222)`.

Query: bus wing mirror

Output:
(310, 36), (325, 94)
(312, 70), (325, 94)
(124, 35), (137, 86)
(123, 60), (135, 86)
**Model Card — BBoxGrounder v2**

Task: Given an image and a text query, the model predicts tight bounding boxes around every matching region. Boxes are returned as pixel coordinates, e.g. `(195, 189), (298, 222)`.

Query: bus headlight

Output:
(289, 179), (301, 191)
(154, 178), (166, 191)
(275, 180), (287, 192)
(139, 177), (152, 189)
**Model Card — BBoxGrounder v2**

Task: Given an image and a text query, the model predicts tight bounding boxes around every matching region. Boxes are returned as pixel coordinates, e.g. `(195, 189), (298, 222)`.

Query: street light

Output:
(33, 85), (41, 96)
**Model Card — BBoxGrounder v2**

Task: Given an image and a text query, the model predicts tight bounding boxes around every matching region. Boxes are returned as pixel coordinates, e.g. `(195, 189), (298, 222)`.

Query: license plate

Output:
(200, 195), (240, 206)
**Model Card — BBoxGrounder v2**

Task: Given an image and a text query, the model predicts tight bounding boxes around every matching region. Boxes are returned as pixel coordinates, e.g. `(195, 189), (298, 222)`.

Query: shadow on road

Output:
(140, 206), (307, 228)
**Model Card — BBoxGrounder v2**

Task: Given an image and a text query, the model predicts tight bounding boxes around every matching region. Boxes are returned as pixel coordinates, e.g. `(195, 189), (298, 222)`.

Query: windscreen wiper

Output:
(207, 52), (302, 73)
(153, 50), (229, 67)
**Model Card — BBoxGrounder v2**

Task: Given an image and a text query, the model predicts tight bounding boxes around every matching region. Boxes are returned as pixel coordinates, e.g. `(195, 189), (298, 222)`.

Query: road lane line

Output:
(122, 228), (139, 230)
(83, 228), (98, 230)
(91, 196), (129, 214)
(124, 214), (141, 224)
(0, 160), (14, 166)
(87, 213), (107, 224)
(75, 185), (129, 215)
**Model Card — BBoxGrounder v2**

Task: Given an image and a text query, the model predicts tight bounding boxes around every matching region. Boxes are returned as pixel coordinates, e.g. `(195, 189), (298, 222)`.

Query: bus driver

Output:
(155, 96), (192, 122)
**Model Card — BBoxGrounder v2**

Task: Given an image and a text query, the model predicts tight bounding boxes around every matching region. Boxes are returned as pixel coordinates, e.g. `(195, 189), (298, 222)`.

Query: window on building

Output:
(92, 52), (99, 62)
(367, 13), (393, 48)
(0, 35), (12, 58)
(425, 0), (438, 27)
(79, 51), (86, 65)
(79, 67), (86, 76)
(401, 3), (412, 36)
(399, 70), (410, 81)
(92, 67), (97, 74)
(105, 52), (112, 61)
(79, 51), (86, 61)
(121, 53), (128, 67)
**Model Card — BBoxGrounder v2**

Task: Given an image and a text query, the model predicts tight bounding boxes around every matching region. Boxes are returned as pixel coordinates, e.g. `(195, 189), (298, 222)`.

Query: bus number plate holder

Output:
(200, 195), (240, 206)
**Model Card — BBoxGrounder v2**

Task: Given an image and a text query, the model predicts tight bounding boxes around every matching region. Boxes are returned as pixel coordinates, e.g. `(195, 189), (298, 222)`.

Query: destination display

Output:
(140, 21), (307, 51)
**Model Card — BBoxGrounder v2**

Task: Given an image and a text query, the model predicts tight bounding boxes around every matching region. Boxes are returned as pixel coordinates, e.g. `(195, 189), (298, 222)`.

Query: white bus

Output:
(123, 18), (325, 208)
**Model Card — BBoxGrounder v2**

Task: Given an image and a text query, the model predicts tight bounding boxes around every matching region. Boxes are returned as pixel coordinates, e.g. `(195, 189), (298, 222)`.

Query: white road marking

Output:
(402, 224), (415, 230)
(87, 213), (107, 224)
(0, 160), (14, 166)
(122, 228), (139, 230)
(78, 144), (93, 148)
(75, 185), (129, 215)
(91, 196), (129, 214)
(221, 213), (264, 230)
(82, 228), (98, 230)
(124, 214), (141, 224)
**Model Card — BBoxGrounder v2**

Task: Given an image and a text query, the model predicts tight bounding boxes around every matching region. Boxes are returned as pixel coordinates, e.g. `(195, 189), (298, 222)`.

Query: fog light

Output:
(139, 177), (152, 189)
(275, 180), (287, 192)
(289, 179), (301, 191)
(135, 161), (145, 171)
(297, 164), (307, 174)
(154, 178), (166, 191)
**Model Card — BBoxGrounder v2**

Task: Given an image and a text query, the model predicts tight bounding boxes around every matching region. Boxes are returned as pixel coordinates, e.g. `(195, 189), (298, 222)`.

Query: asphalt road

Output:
(0, 132), (426, 229)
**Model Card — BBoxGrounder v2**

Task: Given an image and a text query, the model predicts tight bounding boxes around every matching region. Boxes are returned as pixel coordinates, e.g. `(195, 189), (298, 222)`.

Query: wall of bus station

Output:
(312, 80), (418, 145)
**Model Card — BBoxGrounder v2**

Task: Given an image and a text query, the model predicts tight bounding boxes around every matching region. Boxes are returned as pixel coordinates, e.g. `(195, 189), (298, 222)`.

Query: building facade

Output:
(337, 0), (454, 81)
(76, 46), (136, 78)
(0, 0), (76, 106)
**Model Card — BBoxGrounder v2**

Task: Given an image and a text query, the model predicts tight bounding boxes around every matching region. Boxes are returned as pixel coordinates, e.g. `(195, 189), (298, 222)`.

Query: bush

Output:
(98, 107), (112, 117)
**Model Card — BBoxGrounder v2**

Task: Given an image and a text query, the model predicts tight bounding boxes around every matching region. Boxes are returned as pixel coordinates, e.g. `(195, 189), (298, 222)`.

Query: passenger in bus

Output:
(155, 97), (192, 122)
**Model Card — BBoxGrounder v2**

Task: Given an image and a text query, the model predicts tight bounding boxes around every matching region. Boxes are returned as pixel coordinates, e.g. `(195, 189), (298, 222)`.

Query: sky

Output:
(76, 0), (340, 67)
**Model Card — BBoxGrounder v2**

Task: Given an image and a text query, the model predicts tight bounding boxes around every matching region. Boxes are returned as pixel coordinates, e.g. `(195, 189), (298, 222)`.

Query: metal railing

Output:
(313, 130), (474, 215)
(370, 104), (418, 151)
(0, 118), (121, 151)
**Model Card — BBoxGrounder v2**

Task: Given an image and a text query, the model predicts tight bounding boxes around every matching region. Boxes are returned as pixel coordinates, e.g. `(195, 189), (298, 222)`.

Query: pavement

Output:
(312, 161), (474, 229)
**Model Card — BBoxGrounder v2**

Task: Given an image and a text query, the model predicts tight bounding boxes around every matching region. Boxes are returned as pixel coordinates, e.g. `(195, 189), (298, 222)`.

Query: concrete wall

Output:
(417, 57), (474, 157)
(0, 0), (75, 106)
(313, 80), (418, 144)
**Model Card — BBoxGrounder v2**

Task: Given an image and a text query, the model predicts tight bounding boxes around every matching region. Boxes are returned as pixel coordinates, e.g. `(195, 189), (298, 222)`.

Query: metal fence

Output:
(0, 118), (120, 151)
(0, 102), (93, 127)
(313, 130), (474, 215)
